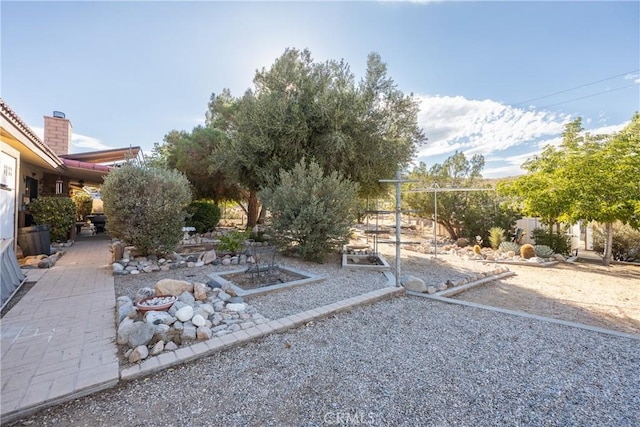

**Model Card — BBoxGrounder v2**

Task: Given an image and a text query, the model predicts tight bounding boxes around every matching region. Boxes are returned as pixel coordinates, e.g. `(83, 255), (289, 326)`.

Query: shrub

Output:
(520, 243), (536, 259)
(72, 191), (93, 220)
(186, 200), (221, 234)
(260, 160), (359, 263)
(28, 197), (76, 241)
(535, 245), (555, 257)
(101, 163), (191, 256)
(531, 228), (571, 255)
(593, 222), (640, 262)
(498, 241), (520, 253)
(473, 244), (482, 255)
(488, 227), (505, 250)
(218, 230), (248, 253)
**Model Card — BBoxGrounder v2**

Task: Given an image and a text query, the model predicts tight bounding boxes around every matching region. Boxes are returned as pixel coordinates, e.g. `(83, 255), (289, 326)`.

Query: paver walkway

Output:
(1, 236), (118, 424)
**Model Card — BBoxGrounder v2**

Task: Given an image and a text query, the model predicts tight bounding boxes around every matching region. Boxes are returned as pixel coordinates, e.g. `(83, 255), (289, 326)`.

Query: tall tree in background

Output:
(498, 114), (640, 265)
(209, 48), (425, 227)
(404, 152), (517, 240)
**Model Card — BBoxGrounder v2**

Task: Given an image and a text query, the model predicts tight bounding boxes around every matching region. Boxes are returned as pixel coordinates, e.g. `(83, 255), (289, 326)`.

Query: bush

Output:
(72, 191), (93, 220)
(488, 227), (505, 250)
(186, 200), (221, 234)
(455, 238), (470, 247)
(101, 163), (191, 256)
(593, 222), (640, 262)
(218, 230), (248, 253)
(520, 243), (536, 259)
(531, 228), (571, 255)
(498, 241), (520, 253)
(260, 160), (359, 263)
(28, 197), (76, 241)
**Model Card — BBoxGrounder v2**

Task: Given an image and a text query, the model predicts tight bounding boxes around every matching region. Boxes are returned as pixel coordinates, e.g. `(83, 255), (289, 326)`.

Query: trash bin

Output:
(18, 226), (42, 257)
(37, 224), (51, 256)
(17, 225), (51, 256)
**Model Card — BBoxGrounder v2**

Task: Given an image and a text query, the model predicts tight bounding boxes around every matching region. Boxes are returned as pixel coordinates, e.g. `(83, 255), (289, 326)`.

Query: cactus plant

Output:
(534, 244), (554, 258)
(498, 241), (520, 253)
(488, 227), (505, 250)
(473, 244), (482, 255)
(520, 243), (536, 259)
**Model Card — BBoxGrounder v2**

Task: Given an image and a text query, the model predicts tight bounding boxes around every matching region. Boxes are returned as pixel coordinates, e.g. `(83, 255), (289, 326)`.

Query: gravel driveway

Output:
(9, 295), (639, 426)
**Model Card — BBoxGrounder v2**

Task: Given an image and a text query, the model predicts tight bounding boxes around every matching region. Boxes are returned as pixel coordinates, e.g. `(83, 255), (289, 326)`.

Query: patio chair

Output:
(244, 245), (279, 283)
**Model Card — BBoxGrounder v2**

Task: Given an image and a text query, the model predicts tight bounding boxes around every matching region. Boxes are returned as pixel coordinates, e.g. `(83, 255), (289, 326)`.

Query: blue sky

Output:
(2, 1), (638, 178)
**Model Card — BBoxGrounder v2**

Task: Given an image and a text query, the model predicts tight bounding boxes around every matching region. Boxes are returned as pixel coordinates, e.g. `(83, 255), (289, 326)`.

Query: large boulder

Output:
(127, 321), (156, 348)
(400, 275), (427, 293)
(155, 279), (193, 296)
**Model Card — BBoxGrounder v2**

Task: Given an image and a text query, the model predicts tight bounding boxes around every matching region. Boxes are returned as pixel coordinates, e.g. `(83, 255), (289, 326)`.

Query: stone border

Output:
(485, 260), (560, 268)
(341, 252), (391, 271)
(433, 271), (516, 297)
(208, 266), (325, 297)
(120, 286), (404, 381)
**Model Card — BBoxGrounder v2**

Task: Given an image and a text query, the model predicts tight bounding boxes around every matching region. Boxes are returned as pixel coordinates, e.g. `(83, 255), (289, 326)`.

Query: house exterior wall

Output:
(43, 115), (72, 156)
(0, 143), (20, 243)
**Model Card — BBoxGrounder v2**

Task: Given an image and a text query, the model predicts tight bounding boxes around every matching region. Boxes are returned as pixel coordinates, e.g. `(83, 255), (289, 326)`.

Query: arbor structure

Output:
(405, 152), (517, 241)
(498, 114), (640, 265)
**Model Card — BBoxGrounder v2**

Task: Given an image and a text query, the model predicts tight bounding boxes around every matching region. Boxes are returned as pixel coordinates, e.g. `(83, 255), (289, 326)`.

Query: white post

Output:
(395, 170), (401, 287)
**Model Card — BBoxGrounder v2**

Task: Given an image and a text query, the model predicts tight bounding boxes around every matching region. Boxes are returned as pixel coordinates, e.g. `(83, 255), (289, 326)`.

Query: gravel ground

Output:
(9, 297), (640, 427)
(8, 243), (639, 426)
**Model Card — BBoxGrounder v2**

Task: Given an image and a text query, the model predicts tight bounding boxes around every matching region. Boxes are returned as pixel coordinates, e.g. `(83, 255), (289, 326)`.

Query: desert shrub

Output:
(218, 230), (248, 253)
(28, 197), (76, 241)
(488, 227), (505, 250)
(72, 191), (93, 220)
(520, 243), (536, 259)
(260, 160), (359, 263)
(186, 200), (221, 234)
(455, 238), (469, 247)
(531, 228), (571, 255)
(593, 222), (640, 262)
(473, 244), (482, 255)
(534, 245), (554, 257)
(101, 163), (191, 256)
(498, 241), (520, 253)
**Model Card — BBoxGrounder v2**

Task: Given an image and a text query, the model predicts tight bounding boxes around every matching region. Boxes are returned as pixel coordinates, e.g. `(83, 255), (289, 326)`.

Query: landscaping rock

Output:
(127, 321), (155, 348)
(128, 345), (149, 363)
(400, 275), (427, 293)
(175, 305), (194, 322)
(193, 283), (208, 301)
(155, 279), (193, 296)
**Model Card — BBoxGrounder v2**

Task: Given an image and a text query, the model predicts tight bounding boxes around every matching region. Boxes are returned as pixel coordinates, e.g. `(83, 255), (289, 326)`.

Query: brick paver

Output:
(1, 236), (118, 424)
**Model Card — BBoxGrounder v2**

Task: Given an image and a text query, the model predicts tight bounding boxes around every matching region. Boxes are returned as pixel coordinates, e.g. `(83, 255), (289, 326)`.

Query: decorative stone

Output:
(130, 270), (141, 275)
(201, 249), (217, 265)
(221, 257), (231, 266)
(150, 340), (165, 356)
(206, 278), (223, 289)
(176, 305), (194, 322)
(210, 313), (223, 326)
(165, 341), (178, 351)
(127, 321), (155, 348)
(178, 291), (196, 306)
(181, 324), (197, 340)
(144, 311), (175, 325)
(192, 314), (206, 327)
(226, 302), (247, 312)
(230, 256), (239, 265)
(117, 317), (135, 345)
(400, 275), (427, 293)
(187, 261), (196, 268)
(118, 301), (135, 323)
(112, 263), (125, 272)
(437, 283), (448, 291)
(134, 287), (155, 302)
(196, 326), (213, 340)
(199, 303), (214, 315)
(427, 286), (437, 294)
(128, 345), (149, 363)
(218, 291), (231, 302)
(228, 323), (242, 332)
(194, 283), (208, 301)
(229, 296), (244, 304)
(155, 279), (193, 296)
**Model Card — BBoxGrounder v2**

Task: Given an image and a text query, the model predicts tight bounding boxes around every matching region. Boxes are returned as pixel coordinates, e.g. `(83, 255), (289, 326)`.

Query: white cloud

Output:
(31, 126), (114, 152)
(416, 95), (571, 159)
(624, 73), (640, 84)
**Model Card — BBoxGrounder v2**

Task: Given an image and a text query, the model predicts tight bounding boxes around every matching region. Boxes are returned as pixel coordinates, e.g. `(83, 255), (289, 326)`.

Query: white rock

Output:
(130, 269), (140, 275)
(197, 326), (213, 340)
(175, 305), (194, 322)
(165, 341), (178, 351)
(117, 317), (135, 345)
(195, 261), (205, 267)
(112, 263), (124, 272)
(199, 303), (214, 315)
(200, 249), (217, 265)
(400, 275), (427, 293)
(144, 311), (175, 325)
(128, 345), (149, 363)
(192, 314), (206, 327)
(150, 340), (165, 356)
(226, 302), (247, 312)
(427, 286), (437, 294)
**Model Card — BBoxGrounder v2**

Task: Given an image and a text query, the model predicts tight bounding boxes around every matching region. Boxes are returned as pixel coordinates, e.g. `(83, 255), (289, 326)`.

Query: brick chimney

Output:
(43, 111), (72, 156)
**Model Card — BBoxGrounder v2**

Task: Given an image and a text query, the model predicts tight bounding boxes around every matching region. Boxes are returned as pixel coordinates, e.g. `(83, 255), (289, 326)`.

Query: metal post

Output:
(432, 183), (439, 258)
(395, 170), (401, 287)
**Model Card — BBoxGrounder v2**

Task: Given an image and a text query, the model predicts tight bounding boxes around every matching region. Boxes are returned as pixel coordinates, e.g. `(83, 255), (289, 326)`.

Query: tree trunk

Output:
(246, 190), (260, 228)
(257, 205), (267, 225)
(603, 222), (613, 266)
(441, 221), (458, 240)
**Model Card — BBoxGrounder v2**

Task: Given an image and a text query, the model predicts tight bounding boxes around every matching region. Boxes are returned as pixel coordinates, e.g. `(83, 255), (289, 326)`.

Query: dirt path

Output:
(451, 262), (640, 335)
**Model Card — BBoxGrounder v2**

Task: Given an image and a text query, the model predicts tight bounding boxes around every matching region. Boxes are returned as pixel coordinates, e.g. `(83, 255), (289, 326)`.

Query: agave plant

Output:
(535, 244), (555, 258)
(498, 241), (520, 253)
